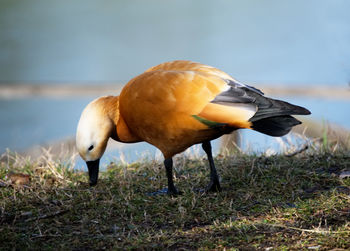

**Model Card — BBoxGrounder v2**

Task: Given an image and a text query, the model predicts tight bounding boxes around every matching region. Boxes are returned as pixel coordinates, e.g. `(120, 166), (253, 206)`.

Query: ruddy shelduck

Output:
(76, 60), (310, 195)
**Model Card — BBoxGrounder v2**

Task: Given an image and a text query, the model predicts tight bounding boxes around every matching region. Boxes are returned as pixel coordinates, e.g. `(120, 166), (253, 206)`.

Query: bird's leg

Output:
(202, 141), (221, 192)
(164, 158), (181, 195)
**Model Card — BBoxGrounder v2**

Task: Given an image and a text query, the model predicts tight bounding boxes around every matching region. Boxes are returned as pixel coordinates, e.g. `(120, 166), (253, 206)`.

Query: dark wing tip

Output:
(294, 105), (311, 115)
(304, 109), (311, 115)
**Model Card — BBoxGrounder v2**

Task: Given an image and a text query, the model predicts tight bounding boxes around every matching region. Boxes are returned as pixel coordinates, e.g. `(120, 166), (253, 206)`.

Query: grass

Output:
(0, 145), (349, 250)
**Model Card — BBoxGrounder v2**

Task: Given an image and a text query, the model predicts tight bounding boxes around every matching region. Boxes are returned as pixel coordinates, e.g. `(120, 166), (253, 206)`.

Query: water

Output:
(0, 96), (92, 152)
(284, 97), (350, 129)
(0, 0), (350, 84)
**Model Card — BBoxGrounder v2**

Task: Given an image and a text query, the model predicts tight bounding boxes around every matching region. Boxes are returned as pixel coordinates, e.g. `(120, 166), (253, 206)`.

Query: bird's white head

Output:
(76, 96), (118, 185)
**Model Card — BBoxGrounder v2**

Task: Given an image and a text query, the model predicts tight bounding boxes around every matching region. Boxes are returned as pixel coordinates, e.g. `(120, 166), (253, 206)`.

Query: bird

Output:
(76, 60), (311, 195)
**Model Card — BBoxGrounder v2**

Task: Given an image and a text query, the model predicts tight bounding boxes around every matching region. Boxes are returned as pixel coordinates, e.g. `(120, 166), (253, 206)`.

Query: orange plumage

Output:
(118, 61), (256, 157)
(76, 60), (310, 194)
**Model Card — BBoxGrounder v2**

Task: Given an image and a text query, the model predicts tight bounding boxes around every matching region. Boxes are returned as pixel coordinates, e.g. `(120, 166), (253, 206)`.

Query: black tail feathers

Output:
(248, 93), (310, 137)
(251, 115), (302, 137)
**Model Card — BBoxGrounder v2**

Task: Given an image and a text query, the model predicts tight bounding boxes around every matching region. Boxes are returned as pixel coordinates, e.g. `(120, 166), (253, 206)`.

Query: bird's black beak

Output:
(86, 159), (100, 186)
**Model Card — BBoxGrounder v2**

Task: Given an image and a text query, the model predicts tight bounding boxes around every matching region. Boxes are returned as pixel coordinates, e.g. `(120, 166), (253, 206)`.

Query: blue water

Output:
(0, 0), (350, 85)
(284, 97), (350, 129)
(0, 97), (93, 152)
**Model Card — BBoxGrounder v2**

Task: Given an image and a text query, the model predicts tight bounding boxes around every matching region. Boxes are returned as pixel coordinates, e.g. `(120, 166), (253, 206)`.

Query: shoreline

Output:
(0, 83), (349, 100)
(0, 84), (123, 98)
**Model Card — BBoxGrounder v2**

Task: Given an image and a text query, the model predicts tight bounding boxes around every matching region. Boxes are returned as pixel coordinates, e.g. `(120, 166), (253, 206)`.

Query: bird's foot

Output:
(167, 186), (183, 196)
(146, 187), (183, 196)
(195, 180), (222, 193)
(206, 180), (222, 192)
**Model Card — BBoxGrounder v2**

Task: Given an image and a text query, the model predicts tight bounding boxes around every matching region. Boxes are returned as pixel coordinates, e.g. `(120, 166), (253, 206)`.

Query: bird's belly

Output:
(127, 113), (230, 158)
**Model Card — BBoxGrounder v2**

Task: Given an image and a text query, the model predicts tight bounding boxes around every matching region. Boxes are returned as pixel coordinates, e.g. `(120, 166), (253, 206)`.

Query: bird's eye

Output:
(88, 145), (94, 151)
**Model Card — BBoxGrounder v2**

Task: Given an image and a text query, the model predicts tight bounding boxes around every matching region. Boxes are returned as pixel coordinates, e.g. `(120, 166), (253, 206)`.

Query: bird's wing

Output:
(142, 60), (310, 128)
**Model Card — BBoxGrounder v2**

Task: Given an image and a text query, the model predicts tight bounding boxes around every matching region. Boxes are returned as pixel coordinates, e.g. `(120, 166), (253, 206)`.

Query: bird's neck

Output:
(102, 96), (141, 143)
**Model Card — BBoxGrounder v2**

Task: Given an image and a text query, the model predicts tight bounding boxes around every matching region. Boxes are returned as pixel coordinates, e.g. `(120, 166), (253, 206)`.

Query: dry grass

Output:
(0, 141), (349, 250)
